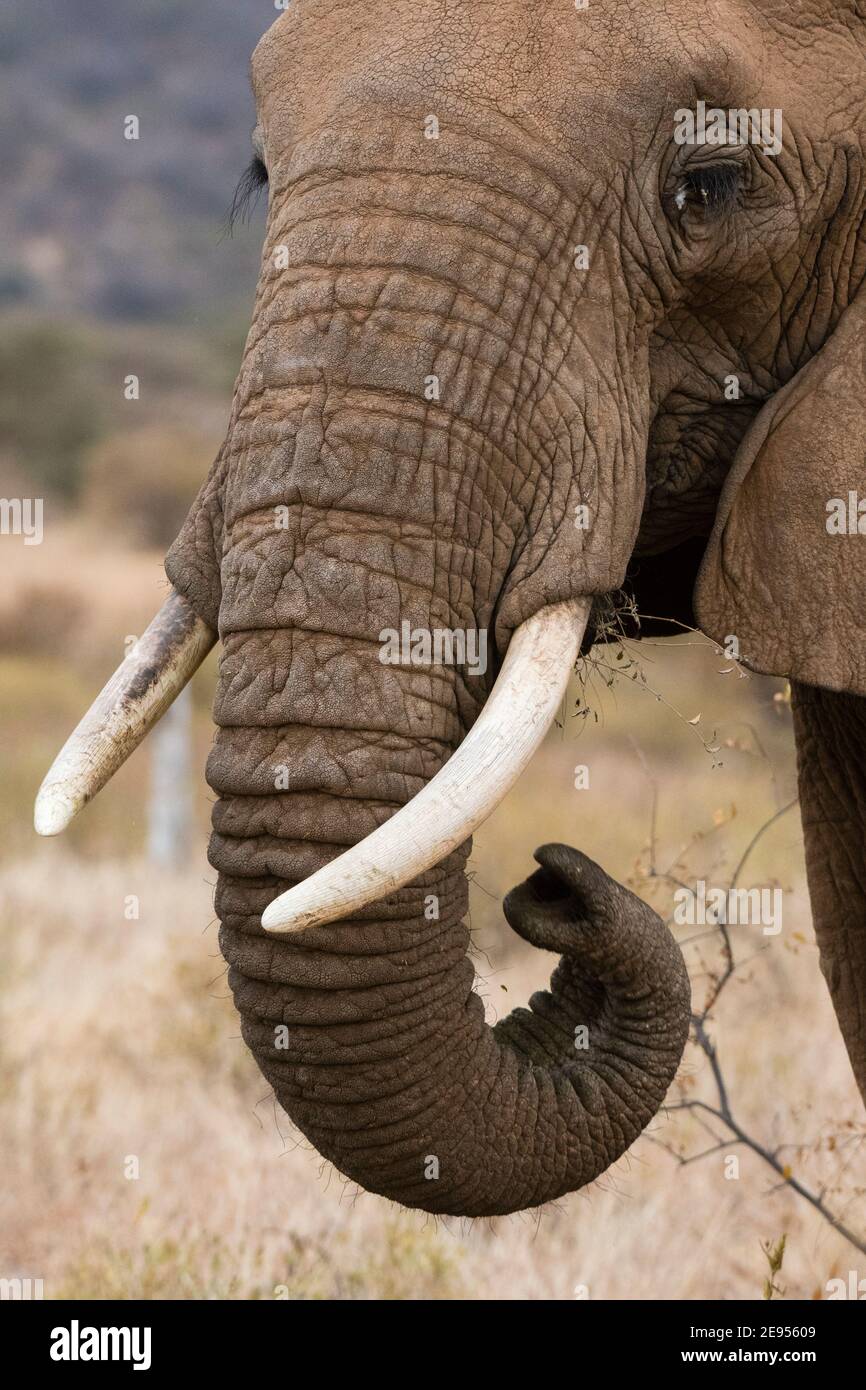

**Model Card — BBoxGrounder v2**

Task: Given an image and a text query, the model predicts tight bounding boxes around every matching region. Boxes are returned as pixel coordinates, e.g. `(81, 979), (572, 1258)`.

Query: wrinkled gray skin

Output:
(160, 1), (866, 1216)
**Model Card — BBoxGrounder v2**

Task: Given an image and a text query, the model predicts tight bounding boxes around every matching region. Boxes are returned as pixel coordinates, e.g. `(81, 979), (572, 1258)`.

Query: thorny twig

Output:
(651, 782), (866, 1259)
(665, 1099), (866, 1257)
(591, 601), (866, 1261)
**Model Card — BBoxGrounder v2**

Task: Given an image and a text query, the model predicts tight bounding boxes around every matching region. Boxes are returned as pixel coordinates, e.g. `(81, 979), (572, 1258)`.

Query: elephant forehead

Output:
(250, 0), (746, 170)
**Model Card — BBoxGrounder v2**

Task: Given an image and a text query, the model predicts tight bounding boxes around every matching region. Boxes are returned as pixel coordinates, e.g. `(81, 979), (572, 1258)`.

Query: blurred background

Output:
(1, 1), (863, 1300)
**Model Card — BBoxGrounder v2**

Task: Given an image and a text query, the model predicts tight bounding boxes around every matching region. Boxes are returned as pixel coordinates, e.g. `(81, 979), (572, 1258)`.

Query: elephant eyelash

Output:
(227, 155), (269, 231)
(676, 162), (743, 218)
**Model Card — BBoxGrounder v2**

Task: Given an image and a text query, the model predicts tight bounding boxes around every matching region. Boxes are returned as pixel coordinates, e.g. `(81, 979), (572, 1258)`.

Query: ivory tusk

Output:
(262, 597), (591, 933)
(34, 589), (216, 836)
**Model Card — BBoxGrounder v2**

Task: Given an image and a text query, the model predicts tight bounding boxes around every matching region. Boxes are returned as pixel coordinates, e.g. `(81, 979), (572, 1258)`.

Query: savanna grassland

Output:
(1, 522), (864, 1300)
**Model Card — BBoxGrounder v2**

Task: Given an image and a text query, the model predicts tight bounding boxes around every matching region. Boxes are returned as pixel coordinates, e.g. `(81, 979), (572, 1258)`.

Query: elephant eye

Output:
(228, 155), (269, 230)
(674, 162), (743, 219)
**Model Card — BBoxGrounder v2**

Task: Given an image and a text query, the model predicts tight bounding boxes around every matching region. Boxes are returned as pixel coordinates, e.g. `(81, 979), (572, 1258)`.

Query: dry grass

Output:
(2, 623), (864, 1299)
(0, 520), (171, 662)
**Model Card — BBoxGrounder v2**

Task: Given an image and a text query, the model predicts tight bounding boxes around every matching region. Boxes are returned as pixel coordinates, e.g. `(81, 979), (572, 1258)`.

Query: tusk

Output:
(262, 597), (591, 934)
(34, 589), (216, 836)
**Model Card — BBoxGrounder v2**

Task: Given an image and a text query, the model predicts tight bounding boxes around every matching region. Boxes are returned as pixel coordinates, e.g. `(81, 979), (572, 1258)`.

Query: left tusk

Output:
(262, 597), (591, 934)
(34, 589), (216, 836)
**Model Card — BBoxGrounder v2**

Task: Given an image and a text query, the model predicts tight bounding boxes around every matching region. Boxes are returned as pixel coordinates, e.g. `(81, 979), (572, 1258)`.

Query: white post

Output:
(147, 685), (192, 868)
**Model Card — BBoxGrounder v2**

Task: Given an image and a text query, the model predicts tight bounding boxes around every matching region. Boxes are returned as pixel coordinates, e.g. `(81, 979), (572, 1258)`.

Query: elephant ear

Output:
(694, 284), (866, 693)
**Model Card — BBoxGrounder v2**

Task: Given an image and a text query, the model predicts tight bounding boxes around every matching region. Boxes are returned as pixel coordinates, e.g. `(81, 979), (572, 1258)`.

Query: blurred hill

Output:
(0, 0), (270, 322)
(0, 2), (274, 529)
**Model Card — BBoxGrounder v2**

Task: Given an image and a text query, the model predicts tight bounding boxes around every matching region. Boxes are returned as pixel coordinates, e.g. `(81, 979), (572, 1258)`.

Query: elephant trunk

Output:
(792, 682), (866, 1104)
(206, 609), (689, 1216)
(38, 156), (690, 1214)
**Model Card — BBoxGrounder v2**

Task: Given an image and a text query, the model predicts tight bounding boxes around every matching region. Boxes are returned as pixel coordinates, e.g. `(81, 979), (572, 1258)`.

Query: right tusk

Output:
(262, 596), (591, 934)
(34, 589), (216, 837)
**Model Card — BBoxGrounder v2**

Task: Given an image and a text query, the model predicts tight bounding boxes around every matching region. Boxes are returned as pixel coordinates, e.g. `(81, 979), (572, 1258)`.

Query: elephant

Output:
(35, 0), (866, 1219)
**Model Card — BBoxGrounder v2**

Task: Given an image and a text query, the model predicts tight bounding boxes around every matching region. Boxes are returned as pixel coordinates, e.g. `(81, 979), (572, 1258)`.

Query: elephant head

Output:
(35, 1), (866, 1217)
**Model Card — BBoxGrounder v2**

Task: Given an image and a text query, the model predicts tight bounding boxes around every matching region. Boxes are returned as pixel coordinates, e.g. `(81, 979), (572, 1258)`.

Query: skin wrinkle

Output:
(224, 530), (474, 629)
(157, 0), (866, 1214)
(263, 166), (577, 275)
(269, 163), (569, 245)
(235, 311), (569, 462)
(225, 375), (594, 619)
